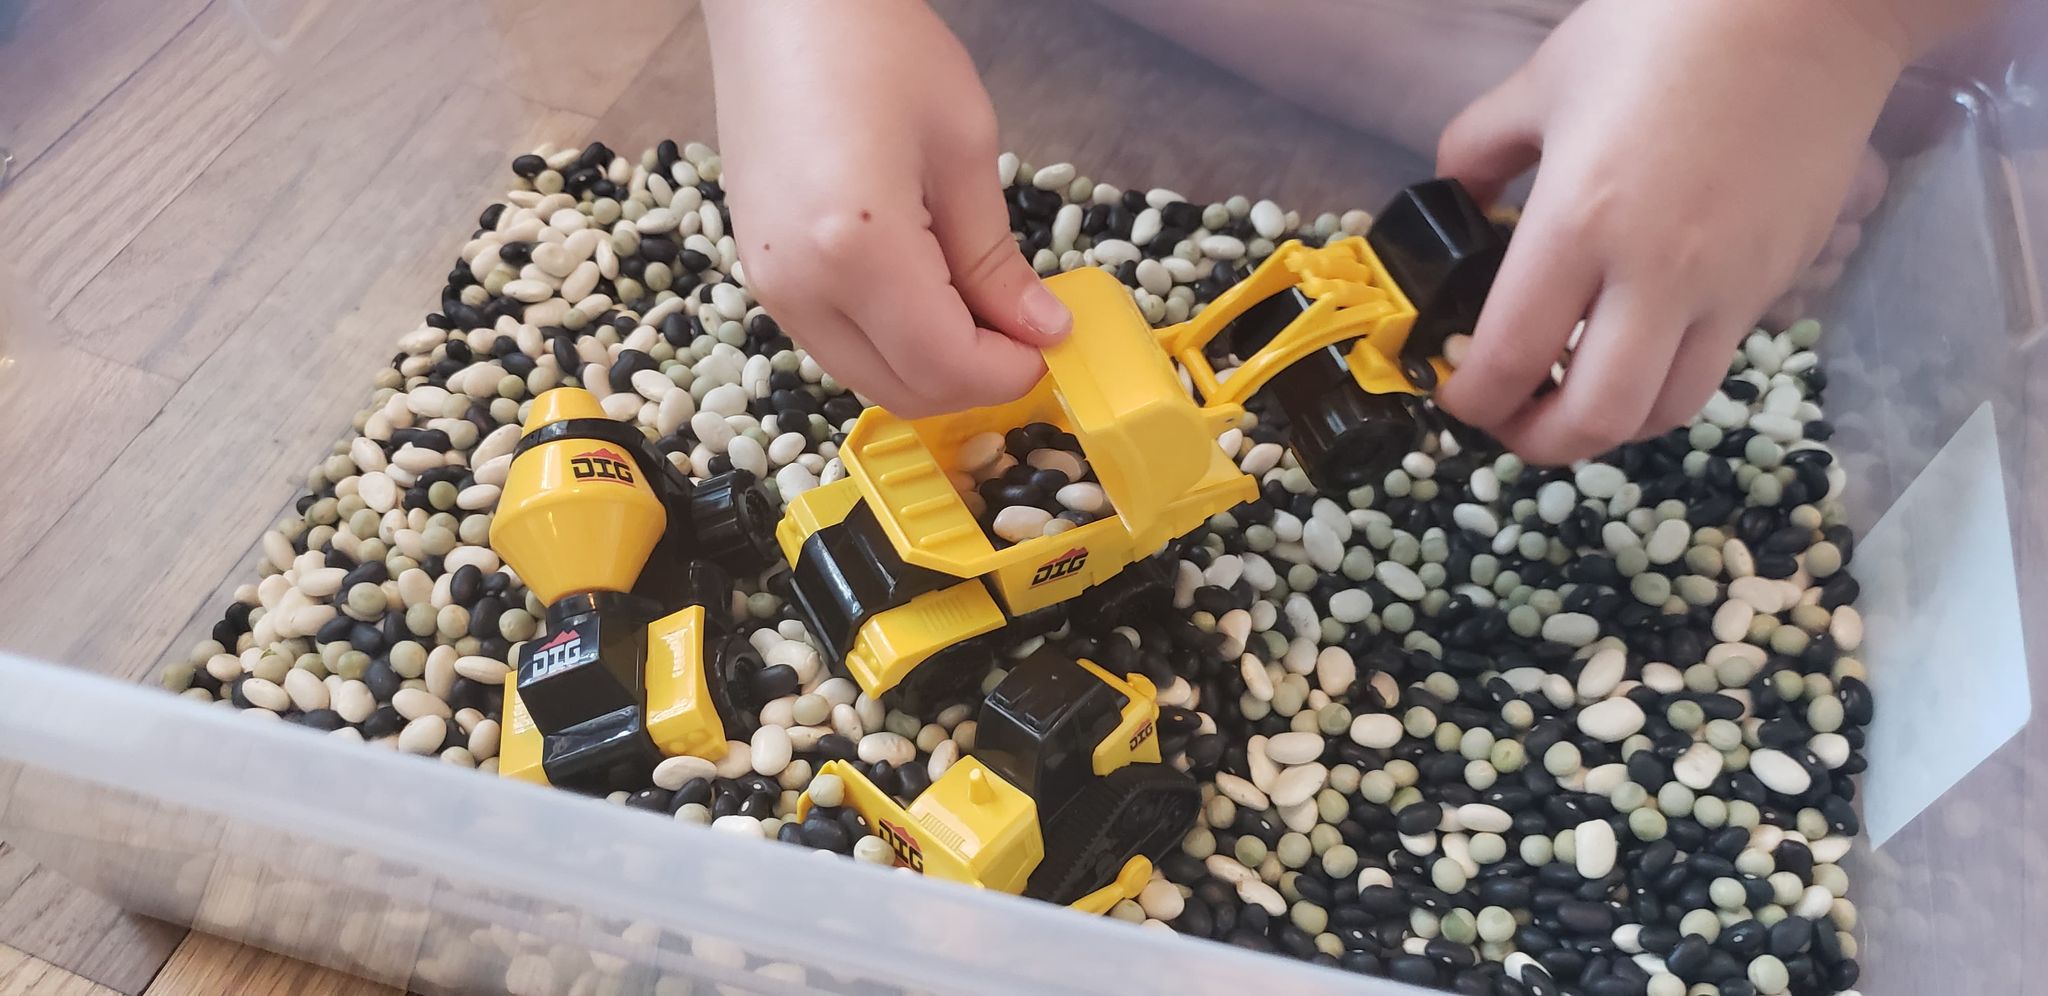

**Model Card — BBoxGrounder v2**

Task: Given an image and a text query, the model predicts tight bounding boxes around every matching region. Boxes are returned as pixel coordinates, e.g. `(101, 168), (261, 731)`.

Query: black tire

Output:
(1366, 179), (1507, 365)
(1288, 385), (1424, 493)
(880, 639), (995, 716)
(704, 632), (764, 740)
(688, 470), (779, 575)
(1025, 763), (1201, 906)
(1068, 555), (1173, 633)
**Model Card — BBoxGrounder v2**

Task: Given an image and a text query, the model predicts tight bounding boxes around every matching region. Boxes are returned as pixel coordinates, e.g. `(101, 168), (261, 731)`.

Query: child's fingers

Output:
(927, 155), (1071, 346)
(1491, 286), (1688, 465)
(762, 299), (920, 414)
(840, 226), (1048, 417)
(1437, 76), (1544, 207)
(1434, 191), (1599, 434)
(1637, 316), (1747, 439)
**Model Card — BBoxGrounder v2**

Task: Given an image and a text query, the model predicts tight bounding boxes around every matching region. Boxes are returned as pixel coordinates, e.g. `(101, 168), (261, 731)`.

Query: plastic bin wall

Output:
(0, 1), (2043, 994)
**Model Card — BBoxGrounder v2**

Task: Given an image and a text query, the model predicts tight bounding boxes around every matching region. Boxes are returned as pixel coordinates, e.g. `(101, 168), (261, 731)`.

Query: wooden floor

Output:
(0, 0), (2042, 993)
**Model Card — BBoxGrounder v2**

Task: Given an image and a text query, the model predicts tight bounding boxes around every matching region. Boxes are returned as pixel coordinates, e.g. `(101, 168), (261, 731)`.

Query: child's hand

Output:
(705, 0), (1070, 419)
(1432, 0), (1911, 465)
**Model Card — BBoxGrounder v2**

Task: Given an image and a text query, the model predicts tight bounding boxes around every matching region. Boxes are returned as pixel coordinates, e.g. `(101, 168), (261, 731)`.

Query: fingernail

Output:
(1018, 283), (1072, 340)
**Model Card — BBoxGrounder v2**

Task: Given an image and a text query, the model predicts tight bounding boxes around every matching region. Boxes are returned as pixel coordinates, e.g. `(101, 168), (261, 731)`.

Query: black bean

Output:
(449, 564), (483, 605)
(1475, 876), (1532, 910)
(364, 658), (402, 701)
(814, 734), (859, 765)
(1768, 916), (1814, 957)
(1175, 895), (1214, 938)
(361, 705), (403, 739)
(1426, 938), (1480, 970)
(1356, 885), (1409, 918)
(1396, 802), (1442, 835)
(1720, 918), (1766, 957)
(1535, 948), (1583, 982)
(669, 778), (713, 811)
(1555, 900), (1614, 935)
(1701, 950), (1744, 984)
(316, 613), (357, 645)
(1665, 934), (1710, 978)
(1389, 954), (1440, 986)
(750, 663), (800, 702)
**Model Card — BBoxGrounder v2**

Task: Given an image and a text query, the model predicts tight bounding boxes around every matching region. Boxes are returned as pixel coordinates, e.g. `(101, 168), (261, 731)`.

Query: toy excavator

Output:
(489, 388), (779, 793)
(783, 179), (1505, 912)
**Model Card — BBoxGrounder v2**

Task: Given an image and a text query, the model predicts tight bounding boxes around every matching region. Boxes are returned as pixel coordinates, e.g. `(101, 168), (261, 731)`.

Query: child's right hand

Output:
(705, 0), (1071, 419)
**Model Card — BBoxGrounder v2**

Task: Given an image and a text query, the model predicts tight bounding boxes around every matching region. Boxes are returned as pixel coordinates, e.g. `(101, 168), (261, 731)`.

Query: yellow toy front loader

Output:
(785, 179), (1506, 910)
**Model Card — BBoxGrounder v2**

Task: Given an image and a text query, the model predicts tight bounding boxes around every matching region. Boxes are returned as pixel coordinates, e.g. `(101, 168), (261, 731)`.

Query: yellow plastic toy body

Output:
(777, 266), (1256, 701)
(799, 656), (1178, 915)
(780, 239), (1451, 704)
(491, 388), (668, 607)
(1155, 236), (1445, 414)
(498, 602), (731, 787)
(640, 605), (730, 760)
(806, 756), (1044, 893)
(487, 387), (774, 793)
(1077, 659), (1163, 776)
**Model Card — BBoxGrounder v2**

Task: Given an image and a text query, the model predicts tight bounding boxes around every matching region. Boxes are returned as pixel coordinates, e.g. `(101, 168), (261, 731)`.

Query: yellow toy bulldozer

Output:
(802, 648), (1193, 912)
(782, 180), (1505, 909)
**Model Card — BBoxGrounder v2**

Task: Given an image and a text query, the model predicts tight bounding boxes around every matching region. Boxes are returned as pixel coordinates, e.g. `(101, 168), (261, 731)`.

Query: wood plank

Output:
(582, 12), (718, 157)
(0, 88), (594, 676)
(0, 0), (214, 174)
(0, 3), (286, 322)
(479, 0), (695, 119)
(0, 847), (184, 996)
(0, 90), (592, 996)
(0, 941), (121, 996)
(61, 0), (492, 380)
(0, 334), (178, 576)
(143, 933), (396, 996)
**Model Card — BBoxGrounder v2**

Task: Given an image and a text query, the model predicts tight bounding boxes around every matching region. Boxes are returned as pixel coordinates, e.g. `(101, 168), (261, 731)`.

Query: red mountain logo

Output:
(569, 446), (635, 485)
(1030, 547), (1089, 587)
(525, 625), (591, 680)
(877, 818), (925, 872)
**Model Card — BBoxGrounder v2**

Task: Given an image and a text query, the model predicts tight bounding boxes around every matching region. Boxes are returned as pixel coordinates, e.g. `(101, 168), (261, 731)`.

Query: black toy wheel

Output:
(704, 632), (765, 740)
(1025, 763), (1201, 906)
(879, 639), (995, 717)
(1365, 179), (1506, 364)
(1068, 554), (1173, 633)
(688, 470), (779, 575)
(1288, 385), (1425, 494)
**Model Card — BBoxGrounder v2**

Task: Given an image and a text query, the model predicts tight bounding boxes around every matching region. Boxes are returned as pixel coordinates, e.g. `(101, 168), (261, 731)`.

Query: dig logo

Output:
(1030, 547), (1088, 587)
(524, 626), (594, 681)
(1128, 718), (1155, 751)
(569, 447), (635, 485)
(877, 819), (925, 872)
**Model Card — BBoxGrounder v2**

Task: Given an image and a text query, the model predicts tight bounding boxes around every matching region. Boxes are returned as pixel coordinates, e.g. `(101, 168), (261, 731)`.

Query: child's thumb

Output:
(1438, 81), (1542, 207)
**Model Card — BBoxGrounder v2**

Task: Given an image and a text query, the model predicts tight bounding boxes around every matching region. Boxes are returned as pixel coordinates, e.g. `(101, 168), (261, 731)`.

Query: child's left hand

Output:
(1431, 0), (1908, 465)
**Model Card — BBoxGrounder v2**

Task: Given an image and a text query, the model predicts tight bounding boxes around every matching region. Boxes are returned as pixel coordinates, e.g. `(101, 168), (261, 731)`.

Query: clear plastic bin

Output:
(0, 1), (2042, 994)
